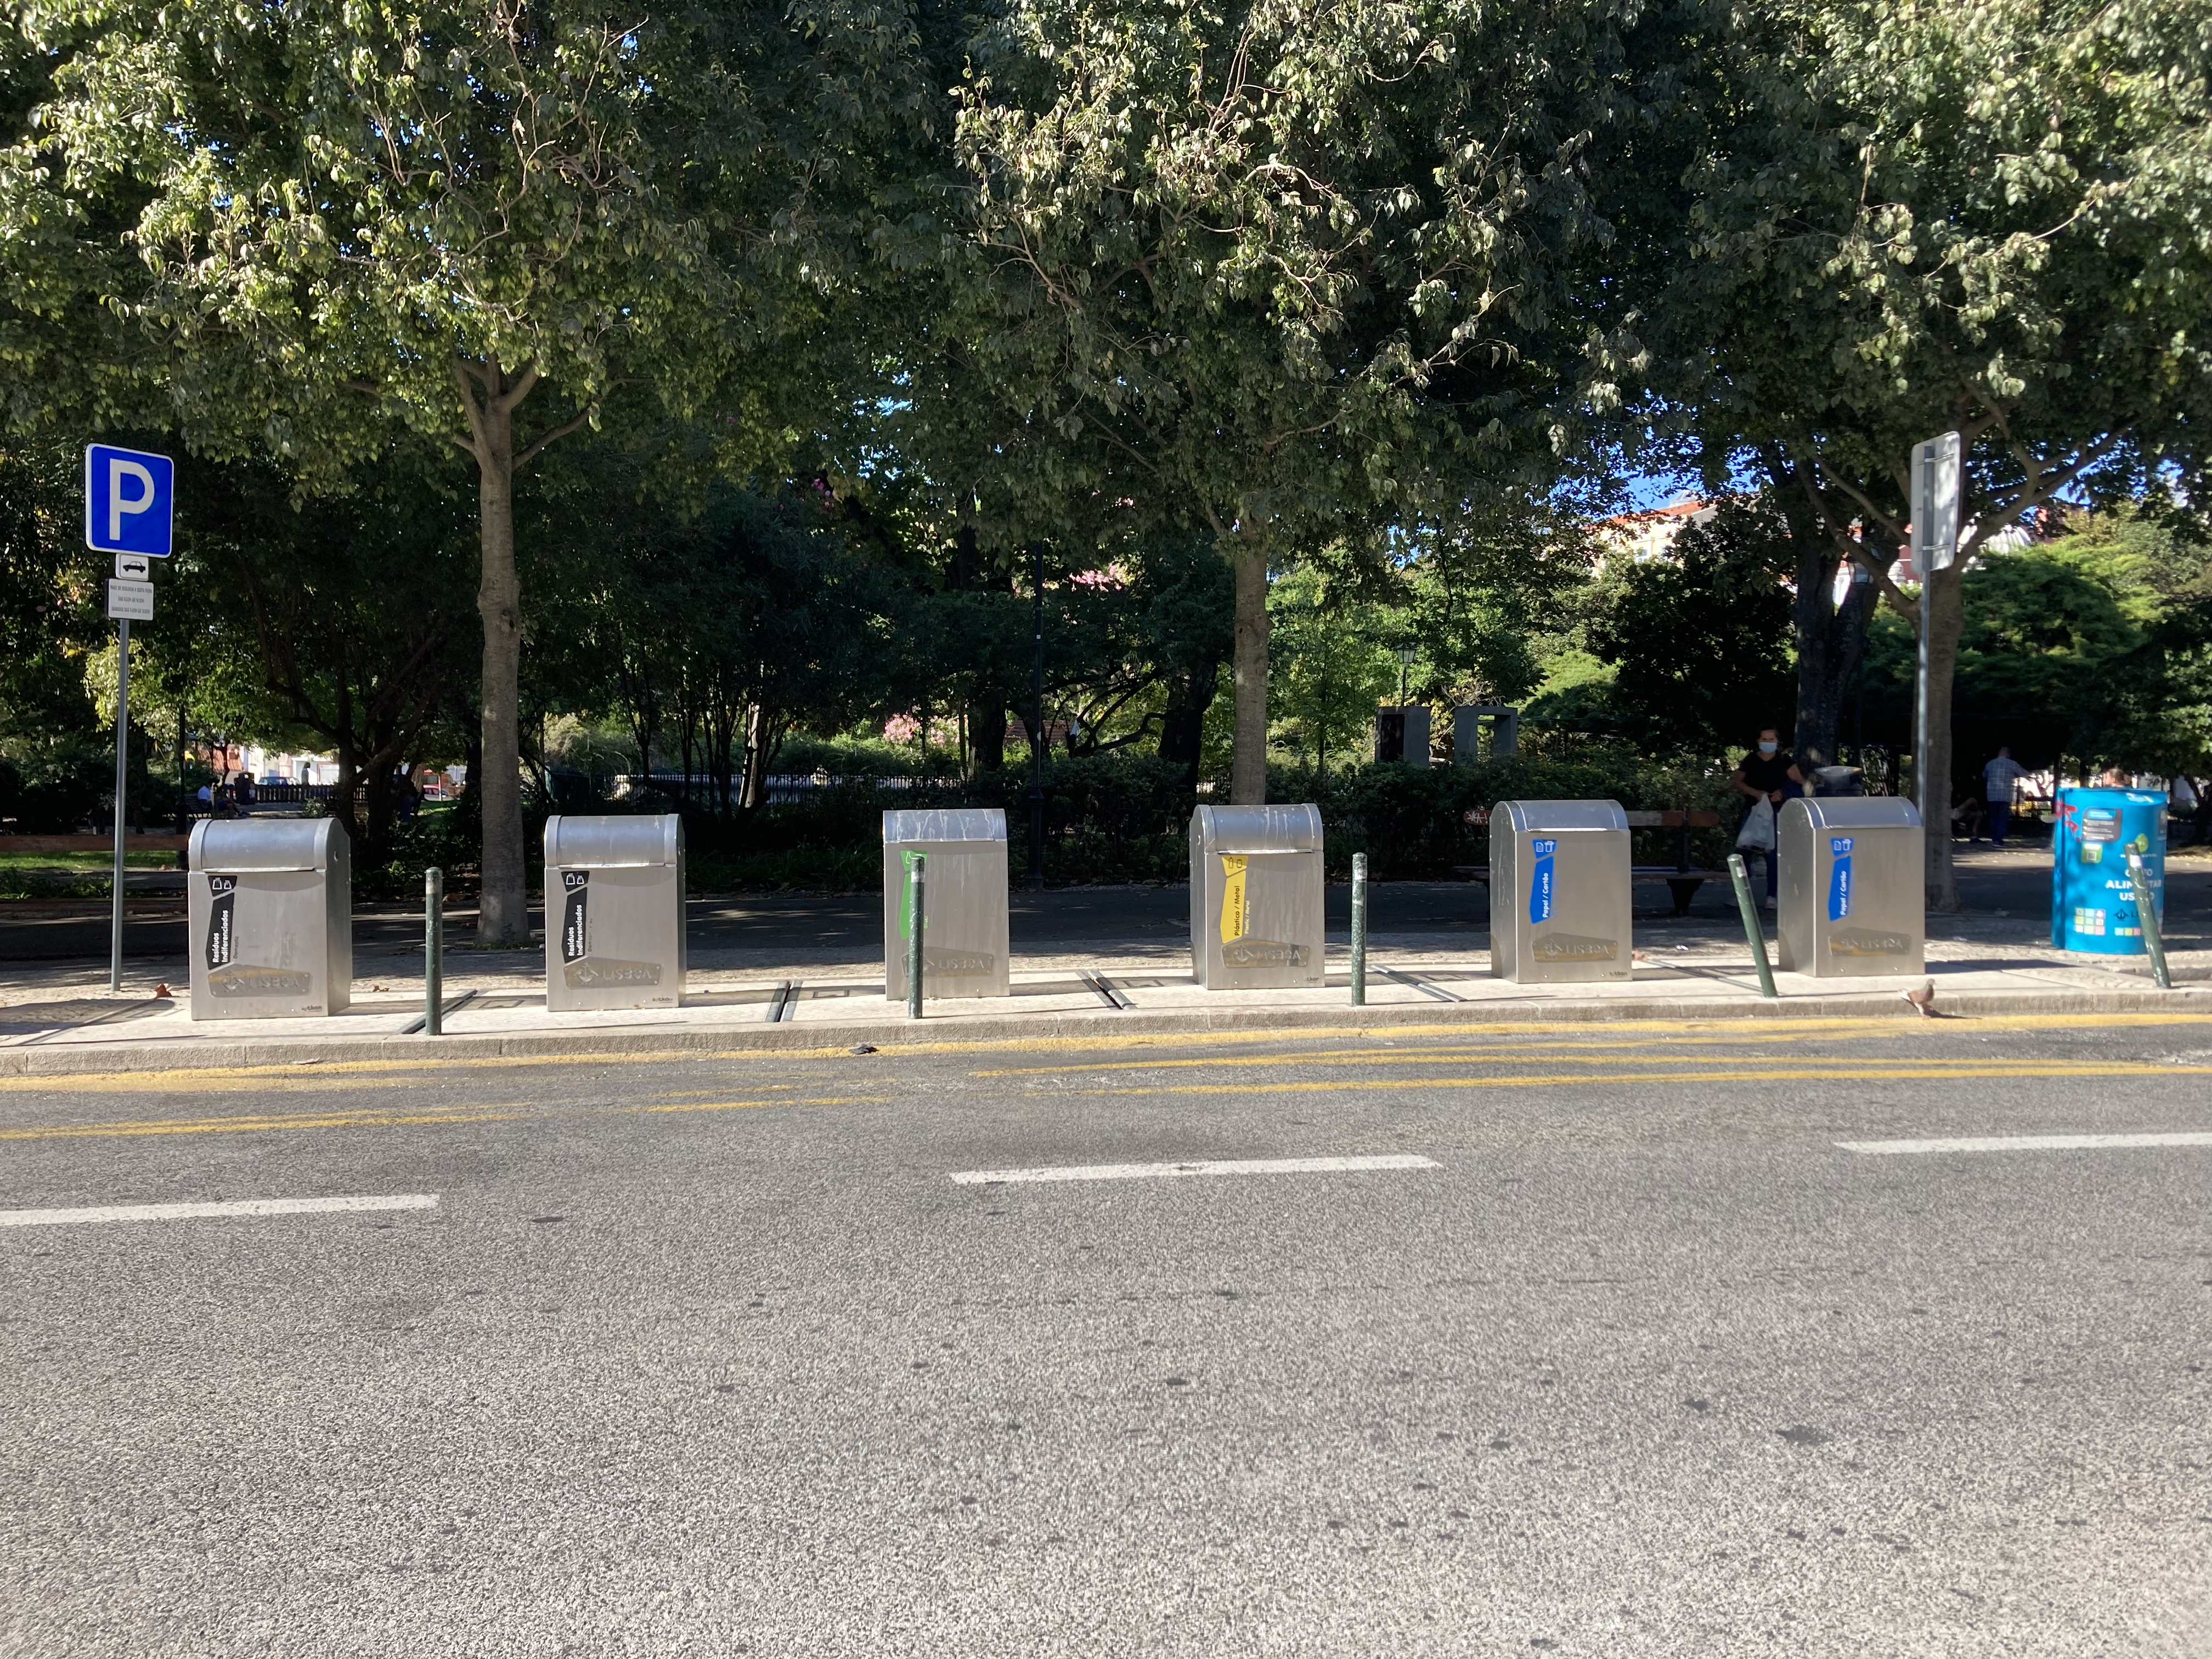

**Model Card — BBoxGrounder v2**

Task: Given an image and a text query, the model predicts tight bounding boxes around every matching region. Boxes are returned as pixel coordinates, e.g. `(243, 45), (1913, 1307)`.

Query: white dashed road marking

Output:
(1836, 1133), (2212, 1156)
(0, 1194), (441, 1227)
(950, 1154), (1439, 1185)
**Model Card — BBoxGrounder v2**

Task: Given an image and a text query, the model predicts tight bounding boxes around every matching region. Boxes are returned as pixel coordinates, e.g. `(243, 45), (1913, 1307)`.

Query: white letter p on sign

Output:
(108, 459), (156, 541)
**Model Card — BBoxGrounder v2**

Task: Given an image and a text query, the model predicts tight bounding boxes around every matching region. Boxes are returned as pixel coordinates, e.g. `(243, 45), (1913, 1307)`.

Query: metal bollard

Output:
(2127, 851), (2172, 990)
(1726, 853), (1779, 1000)
(905, 850), (926, 1020)
(424, 867), (444, 1035)
(1350, 853), (1368, 1006)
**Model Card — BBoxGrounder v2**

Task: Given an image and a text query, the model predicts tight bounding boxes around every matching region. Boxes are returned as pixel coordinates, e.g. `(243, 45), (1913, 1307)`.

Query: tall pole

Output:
(1028, 541), (1044, 890)
(424, 867), (445, 1035)
(1350, 852), (1368, 1007)
(1915, 448), (1934, 844)
(109, 617), (129, 993)
(905, 851), (927, 1019)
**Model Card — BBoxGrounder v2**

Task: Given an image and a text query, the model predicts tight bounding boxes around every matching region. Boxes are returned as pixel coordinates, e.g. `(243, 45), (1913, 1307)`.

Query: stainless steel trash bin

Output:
(1775, 798), (1925, 976)
(544, 814), (686, 1011)
(187, 818), (351, 1019)
(883, 808), (1011, 1001)
(1489, 800), (1631, 983)
(1189, 804), (1325, 989)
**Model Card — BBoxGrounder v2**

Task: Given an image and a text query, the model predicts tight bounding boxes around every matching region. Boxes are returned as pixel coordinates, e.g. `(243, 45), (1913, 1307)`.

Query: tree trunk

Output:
(332, 679), (360, 847)
(463, 367), (528, 945)
(1157, 663), (1218, 785)
(1229, 540), (1269, 805)
(740, 702), (774, 810)
(1790, 552), (1868, 771)
(706, 679), (736, 815)
(1921, 562), (1966, 911)
(969, 697), (1007, 773)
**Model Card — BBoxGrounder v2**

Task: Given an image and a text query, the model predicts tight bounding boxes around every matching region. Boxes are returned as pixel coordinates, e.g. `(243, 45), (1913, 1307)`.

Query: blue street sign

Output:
(83, 443), (174, 557)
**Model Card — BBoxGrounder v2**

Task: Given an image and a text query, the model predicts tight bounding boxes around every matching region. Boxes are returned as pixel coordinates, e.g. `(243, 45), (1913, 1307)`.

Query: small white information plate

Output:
(115, 552), (151, 580)
(106, 578), (154, 621)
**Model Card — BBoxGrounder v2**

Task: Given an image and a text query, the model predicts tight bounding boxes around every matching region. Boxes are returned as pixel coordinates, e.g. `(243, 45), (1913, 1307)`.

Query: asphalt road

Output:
(9, 847), (2209, 963)
(4, 1013), (2210, 1656)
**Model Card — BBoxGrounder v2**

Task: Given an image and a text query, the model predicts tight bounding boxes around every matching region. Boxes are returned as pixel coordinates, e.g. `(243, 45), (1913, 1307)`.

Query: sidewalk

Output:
(3, 925), (2205, 1075)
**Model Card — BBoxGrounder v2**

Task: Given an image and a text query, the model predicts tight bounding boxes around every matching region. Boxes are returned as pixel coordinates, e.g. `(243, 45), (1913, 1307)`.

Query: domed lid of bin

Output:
(1192, 804), (1324, 853)
(1496, 799), (1628, 835)
(542, 813), (682, 868)
(1786, 797), (1922, 831)
(882, 808), (1007, 844)
(188, 816), (343, 872)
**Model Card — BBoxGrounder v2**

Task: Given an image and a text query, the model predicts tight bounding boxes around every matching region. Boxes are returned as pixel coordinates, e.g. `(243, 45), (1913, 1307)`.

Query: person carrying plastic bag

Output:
(1733, 726), (1807, 907)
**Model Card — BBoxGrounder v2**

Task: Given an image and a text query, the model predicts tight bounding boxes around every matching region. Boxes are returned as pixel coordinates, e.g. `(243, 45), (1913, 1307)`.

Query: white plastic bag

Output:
(1736, 797), (1776, 853)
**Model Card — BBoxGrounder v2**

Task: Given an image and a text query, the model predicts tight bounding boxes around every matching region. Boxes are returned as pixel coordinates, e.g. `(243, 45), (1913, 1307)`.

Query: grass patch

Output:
(0, 850), (178, 871)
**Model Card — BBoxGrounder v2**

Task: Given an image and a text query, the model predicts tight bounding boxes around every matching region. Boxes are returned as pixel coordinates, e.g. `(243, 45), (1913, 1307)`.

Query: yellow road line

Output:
(0, 1097), (525, 1138)
(2, 1008), (2207, 1093)
(0, 1108), (538, 1140)
(1109, 1061), (2212, 1096)
(977, 1031), (2212, 1077)
(0, 1092), (887, 1143)
(634, 1096), (885, 1115)
(978, 1036), (1978, 1077)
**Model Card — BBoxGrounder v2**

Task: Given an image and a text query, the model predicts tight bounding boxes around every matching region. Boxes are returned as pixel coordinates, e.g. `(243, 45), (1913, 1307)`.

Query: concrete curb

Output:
(6, 983), (2211, 1076)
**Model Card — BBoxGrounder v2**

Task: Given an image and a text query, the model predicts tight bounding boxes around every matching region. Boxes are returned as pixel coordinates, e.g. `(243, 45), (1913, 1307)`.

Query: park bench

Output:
(1452, 808), (1727, 915)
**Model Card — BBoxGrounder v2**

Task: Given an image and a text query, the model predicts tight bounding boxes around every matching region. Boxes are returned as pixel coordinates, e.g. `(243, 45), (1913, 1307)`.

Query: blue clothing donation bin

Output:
(2051, 787), (2165, 955)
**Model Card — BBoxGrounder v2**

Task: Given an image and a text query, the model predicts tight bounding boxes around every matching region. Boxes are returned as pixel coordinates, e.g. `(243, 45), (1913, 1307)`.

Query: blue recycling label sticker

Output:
(1528, 838), (1557, 923)
(1827, 836), (1854, 921)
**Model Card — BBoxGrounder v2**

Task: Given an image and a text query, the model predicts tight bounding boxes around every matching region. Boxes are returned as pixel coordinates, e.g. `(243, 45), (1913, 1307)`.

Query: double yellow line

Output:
(0, 1094), (883, 1143)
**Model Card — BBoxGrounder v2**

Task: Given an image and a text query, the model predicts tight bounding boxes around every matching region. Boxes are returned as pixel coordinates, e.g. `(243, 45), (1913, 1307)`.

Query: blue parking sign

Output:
(84, 444), (174, 557)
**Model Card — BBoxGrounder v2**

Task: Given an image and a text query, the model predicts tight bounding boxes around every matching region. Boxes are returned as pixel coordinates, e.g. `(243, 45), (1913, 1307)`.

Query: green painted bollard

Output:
(1725, 852), (1779, 1000)
(1350, 853), (1368, 1007)
(904, 850), (926, 1020)
(424, 867), (444, 1036)
(2128, 850), (2172, 990)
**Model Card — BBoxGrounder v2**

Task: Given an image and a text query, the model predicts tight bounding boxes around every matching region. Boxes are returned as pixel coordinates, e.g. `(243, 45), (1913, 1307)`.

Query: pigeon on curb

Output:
(1902, 980), (1937, 1018)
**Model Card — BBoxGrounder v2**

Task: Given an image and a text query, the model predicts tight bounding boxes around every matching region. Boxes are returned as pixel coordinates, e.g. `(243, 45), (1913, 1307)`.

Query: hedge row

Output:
(675, 753), (1748, 892)
(356, 751), (1753, 899)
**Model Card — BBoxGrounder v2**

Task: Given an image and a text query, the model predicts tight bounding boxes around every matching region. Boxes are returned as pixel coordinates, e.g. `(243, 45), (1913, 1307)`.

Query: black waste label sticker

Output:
(205, 874), (237, 970)
(561, 870), (590, 964)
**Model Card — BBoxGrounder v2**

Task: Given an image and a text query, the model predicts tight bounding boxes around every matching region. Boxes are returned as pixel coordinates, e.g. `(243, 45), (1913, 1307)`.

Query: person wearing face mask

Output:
(1733, 726), (1807, 906)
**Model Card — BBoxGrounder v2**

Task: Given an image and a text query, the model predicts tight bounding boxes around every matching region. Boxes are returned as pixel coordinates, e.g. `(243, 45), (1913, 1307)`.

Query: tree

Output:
(1267, 565), (1397, 774)
(537, 478), (917, 812)
(1582, 495), (1798, 756)
(1612, 0), (2212, 905)
(944, 0), (1631, 803)
(1857, 507), (2212, 783)
(12, 0), (922, 939)
(154, 454), (480, 856)
(0, 441), (112, 830)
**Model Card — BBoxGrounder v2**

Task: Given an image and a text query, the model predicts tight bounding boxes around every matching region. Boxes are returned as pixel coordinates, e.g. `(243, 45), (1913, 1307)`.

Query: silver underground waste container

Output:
(1775, 797), (1924, 976)
(188, 817), (352, 1019)
(1489, 800), (1631, 983)
(1189, 804), (1325, 990)
(544, 814), (686, 1012)
(883, 808), (1011, 1001)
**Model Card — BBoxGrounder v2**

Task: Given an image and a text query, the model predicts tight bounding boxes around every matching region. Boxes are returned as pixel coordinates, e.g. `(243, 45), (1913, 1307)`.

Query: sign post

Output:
(1909, 431), (1960, 889)
(86, 444), (174, 993)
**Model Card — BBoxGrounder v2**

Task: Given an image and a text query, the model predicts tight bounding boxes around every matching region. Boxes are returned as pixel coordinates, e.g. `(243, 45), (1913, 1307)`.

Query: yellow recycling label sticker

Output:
(1218, 854), (1249, 944)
